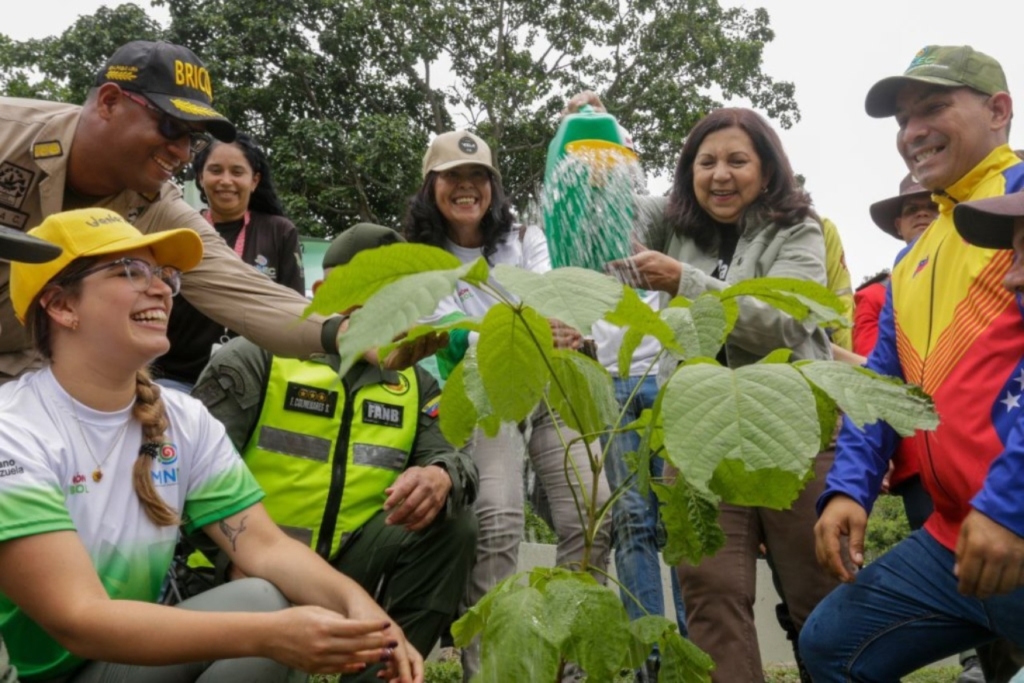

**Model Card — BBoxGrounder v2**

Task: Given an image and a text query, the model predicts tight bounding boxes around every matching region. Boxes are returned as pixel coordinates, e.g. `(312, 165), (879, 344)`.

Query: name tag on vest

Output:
(284, 382), (338, 418)
(363, 400), (403, 427)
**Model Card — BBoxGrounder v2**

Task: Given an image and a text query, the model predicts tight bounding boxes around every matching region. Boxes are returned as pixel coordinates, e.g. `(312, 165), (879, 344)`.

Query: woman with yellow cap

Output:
(0, 208), (421, 683)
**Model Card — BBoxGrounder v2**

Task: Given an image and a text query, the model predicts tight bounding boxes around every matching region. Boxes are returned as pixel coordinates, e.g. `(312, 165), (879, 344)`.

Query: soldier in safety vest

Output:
(185, 223), (478, 679)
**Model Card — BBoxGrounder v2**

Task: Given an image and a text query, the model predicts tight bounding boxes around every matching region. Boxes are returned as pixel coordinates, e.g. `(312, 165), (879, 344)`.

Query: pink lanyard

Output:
(203, 210), (252, 258)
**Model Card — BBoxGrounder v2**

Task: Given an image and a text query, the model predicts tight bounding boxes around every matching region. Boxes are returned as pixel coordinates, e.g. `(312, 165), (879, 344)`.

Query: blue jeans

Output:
(602, 375), (687, 637)
(800, 529), (1024, 682)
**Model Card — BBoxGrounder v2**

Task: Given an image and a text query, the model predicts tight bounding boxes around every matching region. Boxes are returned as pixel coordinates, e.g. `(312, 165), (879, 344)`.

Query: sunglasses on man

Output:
(121, 90), (211, 157)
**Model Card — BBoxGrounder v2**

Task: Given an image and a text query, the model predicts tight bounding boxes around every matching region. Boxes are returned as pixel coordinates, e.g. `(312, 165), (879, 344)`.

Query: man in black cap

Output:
(0, 40), (442, 383)
(182, 224), (478, 683)
(0, 225), (61, 682)
(802, 44), (1024, 681)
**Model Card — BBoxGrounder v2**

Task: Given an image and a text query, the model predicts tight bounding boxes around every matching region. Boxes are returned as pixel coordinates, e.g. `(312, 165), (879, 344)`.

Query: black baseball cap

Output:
(0, 225), (61, 264)
(96, 40), (236, 142)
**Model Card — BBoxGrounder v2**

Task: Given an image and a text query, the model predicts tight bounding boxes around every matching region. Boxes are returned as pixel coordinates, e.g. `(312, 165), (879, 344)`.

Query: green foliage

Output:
(304, 243), (461, 317)
(312, 245), (939, 682)
(325, 256), (489, 376)
(2, 0), (799, 231)
(661, 362), (821, 507)
(864, 494), (913, 563)
(653, 479), (725, 566)
(456, 569), (710, 683)
(796, 361), (938, 437)
(492, 265), (623, 337)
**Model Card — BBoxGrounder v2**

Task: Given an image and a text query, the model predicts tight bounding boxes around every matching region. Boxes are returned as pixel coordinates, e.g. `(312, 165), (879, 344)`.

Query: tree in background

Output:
(1, 0), (799, 235)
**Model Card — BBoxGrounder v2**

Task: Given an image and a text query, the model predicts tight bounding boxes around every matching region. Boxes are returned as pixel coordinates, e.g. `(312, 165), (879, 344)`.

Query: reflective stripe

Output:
(257, 426), (331, 462)
(277, 524), (314, 547)
(353, 443), (407, 471)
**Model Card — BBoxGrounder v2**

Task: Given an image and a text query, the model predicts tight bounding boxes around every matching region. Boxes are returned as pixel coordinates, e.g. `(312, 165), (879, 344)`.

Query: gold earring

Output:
(65, 316), (79, 331)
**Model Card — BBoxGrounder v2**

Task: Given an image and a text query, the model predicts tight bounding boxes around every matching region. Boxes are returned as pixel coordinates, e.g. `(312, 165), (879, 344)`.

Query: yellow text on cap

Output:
(174, 60), (212, 100)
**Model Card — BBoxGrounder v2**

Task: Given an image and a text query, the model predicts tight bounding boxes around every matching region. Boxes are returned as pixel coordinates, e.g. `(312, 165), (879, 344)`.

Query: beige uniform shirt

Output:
(0, 97), (325, 378)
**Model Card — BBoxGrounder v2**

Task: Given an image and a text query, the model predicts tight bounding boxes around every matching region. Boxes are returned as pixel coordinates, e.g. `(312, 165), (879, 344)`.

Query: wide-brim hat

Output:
(0, 225), (61, 264)
(422, 131), (501, 181)
(953, 192), (1024, 250)
(869, 174), (934, 239)
(96, 40), (236, 142)
(866, 45), (1007, 118)
(12, 208), (203, 322)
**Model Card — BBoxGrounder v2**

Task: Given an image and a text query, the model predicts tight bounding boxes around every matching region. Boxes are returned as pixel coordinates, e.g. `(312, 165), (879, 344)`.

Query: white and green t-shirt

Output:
(0, 368), (263, 680)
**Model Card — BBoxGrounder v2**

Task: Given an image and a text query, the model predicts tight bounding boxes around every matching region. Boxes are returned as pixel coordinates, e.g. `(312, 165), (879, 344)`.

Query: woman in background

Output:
(154, 133), (304, 391)
(603, 105), (839, 683)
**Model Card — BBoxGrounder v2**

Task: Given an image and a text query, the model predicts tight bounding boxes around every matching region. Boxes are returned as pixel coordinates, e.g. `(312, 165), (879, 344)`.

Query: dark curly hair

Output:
(666, 107), (811, 252)
(402, 171), (515, 263)
(192, 133), (285, 217)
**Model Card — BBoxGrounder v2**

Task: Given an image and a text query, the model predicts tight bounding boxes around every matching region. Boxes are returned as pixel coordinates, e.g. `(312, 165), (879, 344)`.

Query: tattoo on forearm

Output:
(219, 515), (248, 552)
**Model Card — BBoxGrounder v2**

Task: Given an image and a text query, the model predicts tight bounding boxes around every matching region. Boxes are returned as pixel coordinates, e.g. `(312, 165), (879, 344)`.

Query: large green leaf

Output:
(796, 361), (939, 437)
(660, 362), (821, 504)
(438, 362), (477, 448)
(605, 287), (682, 361)
(477, 305), (553, 423)
(374, 318), (480, 363)
(304, 243), (464, 317)
(720, 277), (845, 328)
(653, 480), (724, 566)
(658, 627), (716, 683)
(548, 349), (619, 437)
(478, 587), (561, 683)
(628, 616), (713, 683)
(617, 327), (647, 380)
(660, 293), (730, 361)
(492, 265), (624, 335)
(462, 348), (502, 438)
(451, 572), (527, 648)
(546, 577), (641, 679)
(334, 257), (491, 377)
(708, 460), (812, 510)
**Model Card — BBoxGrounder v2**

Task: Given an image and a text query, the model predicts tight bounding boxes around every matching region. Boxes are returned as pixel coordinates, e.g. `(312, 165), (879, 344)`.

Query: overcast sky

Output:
(7, 0), (1023, 284)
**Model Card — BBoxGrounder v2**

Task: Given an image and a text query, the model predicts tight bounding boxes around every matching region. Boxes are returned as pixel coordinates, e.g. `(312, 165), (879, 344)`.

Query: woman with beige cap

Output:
(0, 208), (422, 683)
(404, 130), (611, 680)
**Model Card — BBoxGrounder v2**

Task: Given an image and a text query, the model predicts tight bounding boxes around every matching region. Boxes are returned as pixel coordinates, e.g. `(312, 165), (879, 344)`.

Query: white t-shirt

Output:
(429, 224), (550, 324)
(0, 367), (263, 679)
(592, 289), (664, 378)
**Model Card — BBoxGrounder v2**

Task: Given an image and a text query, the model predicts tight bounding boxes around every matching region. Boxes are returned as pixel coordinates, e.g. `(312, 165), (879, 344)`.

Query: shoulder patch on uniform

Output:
(422, 395), (440, 419)
(191, 378), (228, 407)
(32, 141), (63, 160)
(0, 162), (34, 210)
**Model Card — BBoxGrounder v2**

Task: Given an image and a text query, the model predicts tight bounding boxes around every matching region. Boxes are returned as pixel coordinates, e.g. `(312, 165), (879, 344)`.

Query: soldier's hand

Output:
(383, 466), (452, 531)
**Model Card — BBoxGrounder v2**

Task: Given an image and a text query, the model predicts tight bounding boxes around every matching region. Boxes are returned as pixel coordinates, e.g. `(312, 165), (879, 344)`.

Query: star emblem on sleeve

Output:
(1000, 391), (1021, 412)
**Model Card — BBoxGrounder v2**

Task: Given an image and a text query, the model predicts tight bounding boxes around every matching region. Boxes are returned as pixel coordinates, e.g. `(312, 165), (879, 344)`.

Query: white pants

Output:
(460, 405), (611, 679)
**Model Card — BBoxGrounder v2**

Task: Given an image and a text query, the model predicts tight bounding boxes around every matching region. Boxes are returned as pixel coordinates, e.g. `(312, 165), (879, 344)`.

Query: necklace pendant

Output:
(92, 469), (103, 483)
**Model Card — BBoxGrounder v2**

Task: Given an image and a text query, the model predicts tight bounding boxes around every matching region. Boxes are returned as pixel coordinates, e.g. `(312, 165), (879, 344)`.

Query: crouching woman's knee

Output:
(177, 577), (291, 614)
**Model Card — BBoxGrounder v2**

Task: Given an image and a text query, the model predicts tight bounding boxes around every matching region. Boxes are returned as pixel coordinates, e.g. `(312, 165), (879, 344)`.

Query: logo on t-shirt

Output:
(0, 458), (23, 479)
(68, 472), (90, 496)
(151, 443), (181, 488)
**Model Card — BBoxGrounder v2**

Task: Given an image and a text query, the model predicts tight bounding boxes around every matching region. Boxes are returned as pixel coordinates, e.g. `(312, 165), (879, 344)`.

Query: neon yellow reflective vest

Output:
(243, 356), (420, 559)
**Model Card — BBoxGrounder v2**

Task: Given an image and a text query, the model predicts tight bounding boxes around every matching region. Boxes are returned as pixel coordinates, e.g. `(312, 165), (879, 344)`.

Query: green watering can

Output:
(543, 105), (638, 272)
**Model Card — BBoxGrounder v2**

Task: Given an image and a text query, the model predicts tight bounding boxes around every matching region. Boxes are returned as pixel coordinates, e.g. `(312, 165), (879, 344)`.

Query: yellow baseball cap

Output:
(11, 208), (203, 322)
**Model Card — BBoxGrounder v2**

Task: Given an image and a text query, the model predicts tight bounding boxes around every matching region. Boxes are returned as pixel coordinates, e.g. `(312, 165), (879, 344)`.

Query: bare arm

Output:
(0, 531), (391, 673)
(205, 503), (423, 682)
